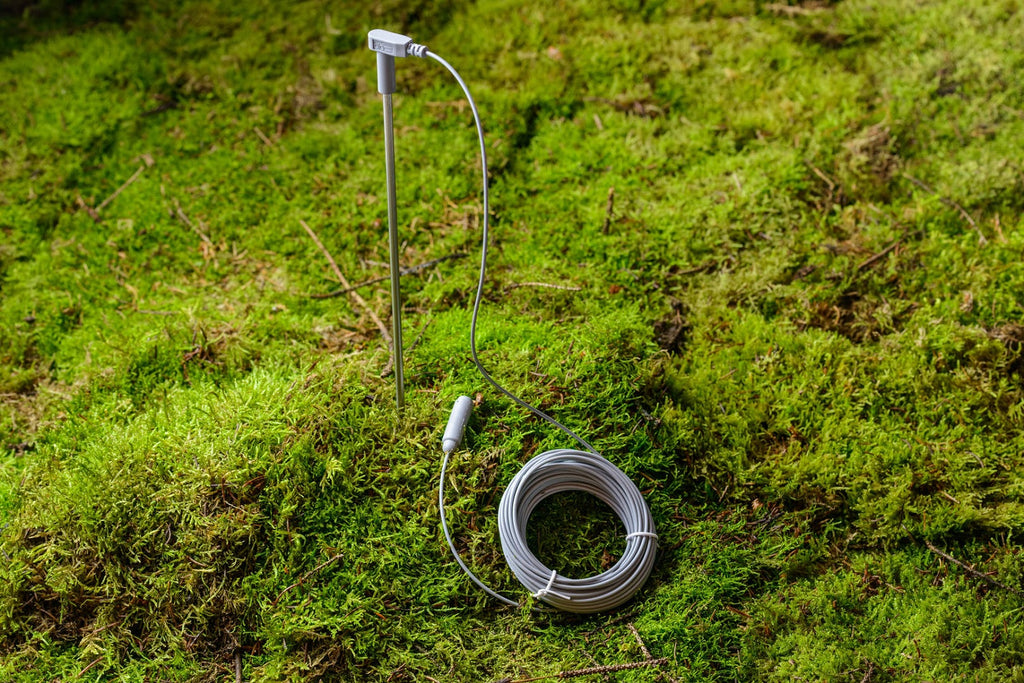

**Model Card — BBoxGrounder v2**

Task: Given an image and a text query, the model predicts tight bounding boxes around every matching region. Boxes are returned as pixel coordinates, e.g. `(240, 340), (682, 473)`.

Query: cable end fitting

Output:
(368, 29), (427, 58)
(442, 395), (474, 454)
(368, 29), (428, 95)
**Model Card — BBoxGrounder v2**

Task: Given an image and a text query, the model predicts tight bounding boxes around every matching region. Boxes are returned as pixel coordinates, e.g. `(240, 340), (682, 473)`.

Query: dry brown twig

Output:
(602, 186), (615, 234)
(925, 540), (1022, 596)
(406, 317), (433, 358)
(253, 126), (274, 147)
(497, 658), (669, 682)
(173, 198), (213, 245)
(856, 236), (904, 272)
(97, 163), (148, 213)
(274, 553), (344, 605)
(310, 253), (465, 299)
(77, 656), (104, 678)
(75, 195), (100, 222)
(300, 219), (395, 376)
(903, 172), (987, 245)
(764, 2), (826, 16)
(625, 623), (684, 683)
(627, 623), (652, 660)
(507, 282), (582, 292)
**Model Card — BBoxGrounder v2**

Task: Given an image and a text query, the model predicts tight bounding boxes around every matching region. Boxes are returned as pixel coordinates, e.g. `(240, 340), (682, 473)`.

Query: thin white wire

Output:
(426, 49), (657, 613)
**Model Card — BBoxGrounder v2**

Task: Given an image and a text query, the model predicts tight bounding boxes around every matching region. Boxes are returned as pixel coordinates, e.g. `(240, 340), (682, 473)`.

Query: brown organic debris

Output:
(300, 219), (395, 376)
(654, 297), (689, 355)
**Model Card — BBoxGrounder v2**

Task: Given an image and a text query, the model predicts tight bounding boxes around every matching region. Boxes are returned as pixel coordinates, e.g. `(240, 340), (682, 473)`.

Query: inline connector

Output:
(442, 395), (473, 454)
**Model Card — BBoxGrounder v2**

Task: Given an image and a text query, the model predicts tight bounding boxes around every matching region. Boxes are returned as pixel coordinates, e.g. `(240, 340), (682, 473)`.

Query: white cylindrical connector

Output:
(442, 395), (474, 454)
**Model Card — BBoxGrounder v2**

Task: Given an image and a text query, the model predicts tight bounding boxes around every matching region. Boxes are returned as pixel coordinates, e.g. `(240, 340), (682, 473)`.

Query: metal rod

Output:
(382, 93), (405, 410)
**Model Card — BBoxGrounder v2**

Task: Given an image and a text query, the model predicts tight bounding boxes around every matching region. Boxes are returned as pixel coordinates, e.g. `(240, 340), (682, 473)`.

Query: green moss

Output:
(1, 0), (1023, 679)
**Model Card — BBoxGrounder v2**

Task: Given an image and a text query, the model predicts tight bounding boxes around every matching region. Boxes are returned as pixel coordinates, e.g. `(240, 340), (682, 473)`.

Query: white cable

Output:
(425, 48), (657, 613)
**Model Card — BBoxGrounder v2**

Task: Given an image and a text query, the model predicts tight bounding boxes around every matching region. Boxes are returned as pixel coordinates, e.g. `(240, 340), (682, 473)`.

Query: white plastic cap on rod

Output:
(368, 29), (427, 94)
(368, 29), (415, 57)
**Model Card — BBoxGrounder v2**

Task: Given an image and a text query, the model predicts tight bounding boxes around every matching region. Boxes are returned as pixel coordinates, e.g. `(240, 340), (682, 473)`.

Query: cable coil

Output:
(498, 449), (658, 613)
(427, 48), (658, 612)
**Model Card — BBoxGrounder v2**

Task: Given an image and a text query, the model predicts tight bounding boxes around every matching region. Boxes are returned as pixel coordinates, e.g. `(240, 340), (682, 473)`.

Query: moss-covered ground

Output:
(2, 0), (1023, 680)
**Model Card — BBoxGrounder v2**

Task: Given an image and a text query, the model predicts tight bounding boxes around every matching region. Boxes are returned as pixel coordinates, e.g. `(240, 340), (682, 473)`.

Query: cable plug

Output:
(442, 395), (473, 454)
(368, 29), (428, 95)
(367, 29), (427, 58)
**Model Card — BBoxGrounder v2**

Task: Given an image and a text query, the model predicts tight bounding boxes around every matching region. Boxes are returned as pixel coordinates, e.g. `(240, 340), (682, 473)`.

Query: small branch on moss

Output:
(75, 195), (100, 222)
(805, 162), (836, 190)
(924, 540), (1022, 596)
(765, 2), (825, 15)
(676, 260), (719, 276)
(253, 126), (274, 147)
(310, 253), (465, 299)
(856, 229), (923, 272)
(903, 173), (987, 245)
(173, 198), (212, 245)
(77, 656), (104, 678)
(601, 186), (615, 234)
(992, 213), (1007, 244)
(581, 651), (612, 683)
(502, 658), (669, 682)
(856, 237), (903, 272)
(507, 282), (582, 292)
(83, 618), (126, 640)
(939, 490), (960, 505)
(626, 624), (683, 683)
(406, 317), (433, 357)
(235, 650), (243, 683)
(626, 623), (652, 660)
(273, 551), (344, 605)
(300, 219), (394, 376)
(724, 605), (752, 619)
(97, 164), (147, 213)
(860, 659), (875, 683)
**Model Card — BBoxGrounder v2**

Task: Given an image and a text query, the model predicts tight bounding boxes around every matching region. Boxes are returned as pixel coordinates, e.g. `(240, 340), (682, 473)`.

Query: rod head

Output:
(368, 29), (414, 57)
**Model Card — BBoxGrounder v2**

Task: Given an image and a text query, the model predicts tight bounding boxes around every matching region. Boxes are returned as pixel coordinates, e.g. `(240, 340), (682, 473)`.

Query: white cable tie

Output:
(625, 531), (659, 543)
(533, 569), (571, 601)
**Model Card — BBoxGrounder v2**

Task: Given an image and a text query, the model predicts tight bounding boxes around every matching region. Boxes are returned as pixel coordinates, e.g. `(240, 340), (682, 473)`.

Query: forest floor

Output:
(1, 0), (1023, 680)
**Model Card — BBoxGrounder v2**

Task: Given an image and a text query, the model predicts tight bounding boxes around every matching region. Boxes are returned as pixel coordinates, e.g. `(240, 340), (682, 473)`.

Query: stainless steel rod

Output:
(382, 93), (405, 410)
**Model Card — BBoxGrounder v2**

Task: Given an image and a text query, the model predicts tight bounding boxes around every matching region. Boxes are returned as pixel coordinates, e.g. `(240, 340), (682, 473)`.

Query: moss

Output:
(1, 0), (1023, 679)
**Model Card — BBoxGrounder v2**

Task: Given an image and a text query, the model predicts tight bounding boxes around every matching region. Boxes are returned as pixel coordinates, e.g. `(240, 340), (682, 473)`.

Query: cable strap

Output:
(533, 569), (572, 601)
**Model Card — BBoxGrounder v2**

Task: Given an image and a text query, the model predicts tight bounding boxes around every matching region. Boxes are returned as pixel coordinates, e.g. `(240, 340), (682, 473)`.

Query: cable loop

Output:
(497, 449), (657, 613)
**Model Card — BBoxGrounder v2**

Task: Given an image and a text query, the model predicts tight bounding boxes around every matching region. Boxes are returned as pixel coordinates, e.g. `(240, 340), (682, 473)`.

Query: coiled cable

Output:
(498, 449), (658, 613)
(427, 49), (657, 613)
